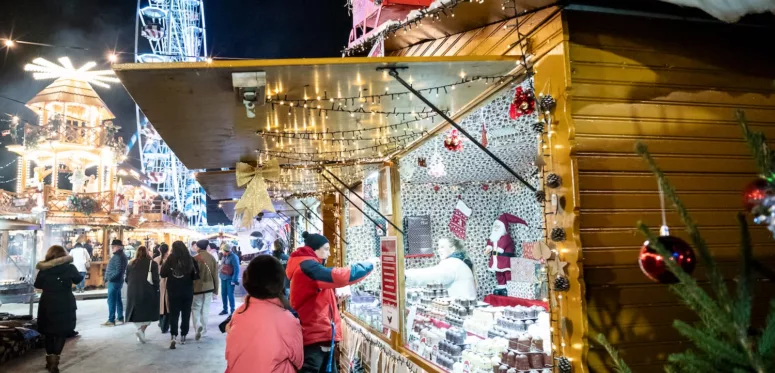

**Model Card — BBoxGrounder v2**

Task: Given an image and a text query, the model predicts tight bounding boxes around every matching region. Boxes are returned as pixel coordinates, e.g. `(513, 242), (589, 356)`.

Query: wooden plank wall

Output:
(565, 10), (775, 372)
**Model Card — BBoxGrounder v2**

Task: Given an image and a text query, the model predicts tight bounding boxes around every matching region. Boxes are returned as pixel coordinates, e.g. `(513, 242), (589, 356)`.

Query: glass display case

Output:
(0, 220), (40, 314)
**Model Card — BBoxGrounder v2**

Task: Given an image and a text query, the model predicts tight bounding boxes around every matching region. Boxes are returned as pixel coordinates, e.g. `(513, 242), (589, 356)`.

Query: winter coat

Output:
(69, 246), (91, 273)
(35, 256), (82, 336)
(154, 255), (169, 315)
(105, 249), (128, 283)
(193, 250), (219, 295)
(273, 252), (291, 293)
(225, 298), (303, 373)
(286, 246), (373, 346)
(160, 257), (199, 300)
(125, 257), (160, 323)
(405, 253), (477, 299)
(219, 251), (241, 283)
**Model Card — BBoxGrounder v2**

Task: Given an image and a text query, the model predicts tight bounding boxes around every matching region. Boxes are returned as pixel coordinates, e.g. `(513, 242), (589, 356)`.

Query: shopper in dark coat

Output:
(125, 246), (160, 344)
(160, 241), (199, 349)
(35, 245), (83, 373)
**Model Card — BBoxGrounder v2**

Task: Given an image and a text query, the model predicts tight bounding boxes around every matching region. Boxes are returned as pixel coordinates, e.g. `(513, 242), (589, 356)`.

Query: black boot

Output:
(47, 355), (60, 373)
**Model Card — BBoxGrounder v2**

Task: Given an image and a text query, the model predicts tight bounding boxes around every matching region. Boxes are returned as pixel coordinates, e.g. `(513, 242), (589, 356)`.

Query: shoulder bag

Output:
(83, 249), (91, 269)
(146, 259), (153, 285)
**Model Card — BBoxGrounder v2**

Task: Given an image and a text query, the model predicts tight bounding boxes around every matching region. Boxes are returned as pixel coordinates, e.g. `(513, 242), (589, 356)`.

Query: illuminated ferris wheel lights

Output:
(24, 57), (121, 88)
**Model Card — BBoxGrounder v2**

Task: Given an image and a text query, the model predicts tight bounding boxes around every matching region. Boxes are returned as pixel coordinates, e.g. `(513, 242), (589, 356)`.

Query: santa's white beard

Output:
(489, 233), (504, 245)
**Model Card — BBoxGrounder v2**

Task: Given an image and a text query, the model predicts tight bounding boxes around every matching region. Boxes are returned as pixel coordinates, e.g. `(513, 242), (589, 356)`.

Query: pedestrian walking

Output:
(218, 244), (240, 315)
(35, 245), (83, 373)
(160, 241), (200, 349)
(69, 242), (91, 293)
(125, 246), (160, 344)
(192, 239), (219, 340)
(103, 239), (128, 326)
(287, 232), (374, 373)
(271, 240), (290, 296)
(225, 255), (302, 373)
(154, 243), (170, 333)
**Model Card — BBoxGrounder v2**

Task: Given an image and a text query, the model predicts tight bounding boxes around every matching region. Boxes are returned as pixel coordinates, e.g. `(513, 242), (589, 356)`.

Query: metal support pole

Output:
(319, 172), (397, 236)
(381, 67), (536, 192)
(282, 199), (349, 246)
(321, 168), (404, 235)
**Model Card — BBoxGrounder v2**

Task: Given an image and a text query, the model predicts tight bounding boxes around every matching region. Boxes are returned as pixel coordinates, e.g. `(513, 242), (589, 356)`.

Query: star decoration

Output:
(547, 258), (568, 277)
(24, 57), (120, 89)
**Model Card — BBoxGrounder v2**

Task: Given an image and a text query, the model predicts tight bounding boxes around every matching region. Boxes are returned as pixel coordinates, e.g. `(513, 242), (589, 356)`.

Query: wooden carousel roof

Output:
(27, 78), (115, 120)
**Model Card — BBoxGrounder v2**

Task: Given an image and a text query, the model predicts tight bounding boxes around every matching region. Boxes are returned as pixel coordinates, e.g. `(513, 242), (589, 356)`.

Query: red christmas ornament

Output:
(443, 129), (463, 151)
(481, 184), (489, 191)
(639, 234), (696, 284)
(509, 87), (536, 119)
(433, 185), (440, 192)
(743, 178), (771, 212)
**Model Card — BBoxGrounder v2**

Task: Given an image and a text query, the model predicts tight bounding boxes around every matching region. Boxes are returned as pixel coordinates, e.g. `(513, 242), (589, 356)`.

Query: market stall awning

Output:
(114, 56), (521, 198)
(0, 219), (39, 231)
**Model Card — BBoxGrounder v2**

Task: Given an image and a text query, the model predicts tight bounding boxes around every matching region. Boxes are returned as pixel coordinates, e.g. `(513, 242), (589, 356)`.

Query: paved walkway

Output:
(2, 296), (240, 373)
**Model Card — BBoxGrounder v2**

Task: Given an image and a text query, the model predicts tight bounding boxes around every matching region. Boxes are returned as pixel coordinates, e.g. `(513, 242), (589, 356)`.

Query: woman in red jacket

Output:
(286, 232), (374, 373)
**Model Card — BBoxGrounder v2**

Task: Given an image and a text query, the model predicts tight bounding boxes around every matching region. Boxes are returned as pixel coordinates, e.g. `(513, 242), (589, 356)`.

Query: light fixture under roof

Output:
(23, 56), (121, 89)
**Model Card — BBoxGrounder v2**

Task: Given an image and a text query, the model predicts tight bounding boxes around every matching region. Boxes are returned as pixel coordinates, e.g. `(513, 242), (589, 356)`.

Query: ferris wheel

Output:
(133, 0), (208, 226)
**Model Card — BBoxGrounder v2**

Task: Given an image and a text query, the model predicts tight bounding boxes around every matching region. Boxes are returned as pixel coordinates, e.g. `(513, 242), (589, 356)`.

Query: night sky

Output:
(0, 0), (352, 225)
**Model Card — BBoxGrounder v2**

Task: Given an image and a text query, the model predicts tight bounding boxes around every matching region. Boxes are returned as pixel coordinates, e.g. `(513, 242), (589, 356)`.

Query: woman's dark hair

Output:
(135, 246), (150, 261)
(168, 241), (193, 274)
(45, 245), (67, 262)
(239, 255), (290, 314)
(159, 243), (170, 262)
(208, 242), (218, 251)
(152, 244), (161, 258)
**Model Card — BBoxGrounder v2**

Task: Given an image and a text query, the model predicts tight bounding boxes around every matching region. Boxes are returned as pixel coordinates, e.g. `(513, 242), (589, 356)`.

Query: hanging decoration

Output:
(448, 199), (472, 240)
(443, 129), (463, 152)
(427, 150), (446, 178)
(480, 122), (488, 147)
(743, 178), (770, 212)
(233, 159), (281, 228)
(417, 157), (427, 168)
(557, 356), (572, 373)
(553, 276), (570, 292)
(67, 195), (96, 216)
(535, 190), (546, 203)
(638, 183), (697, 283)
(546, 173), (562, 189)
(550, 227), (566, 242)
(481, 184), (489, 191)
(508, 86), (536, 119)
(532, 120), (544, 134)
(538, 93), (556, 113)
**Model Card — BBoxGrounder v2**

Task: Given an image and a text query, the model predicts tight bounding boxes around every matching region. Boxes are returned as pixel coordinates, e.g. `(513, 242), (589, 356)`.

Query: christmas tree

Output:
(597, 111), (775, 373)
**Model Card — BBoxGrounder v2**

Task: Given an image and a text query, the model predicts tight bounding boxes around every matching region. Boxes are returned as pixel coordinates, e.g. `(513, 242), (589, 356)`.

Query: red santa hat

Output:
(493, 213), (527, 236)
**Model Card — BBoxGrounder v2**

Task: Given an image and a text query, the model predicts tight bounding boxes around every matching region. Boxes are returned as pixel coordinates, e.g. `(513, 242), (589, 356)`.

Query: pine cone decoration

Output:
(558, 357), (572, 373)
(554, 276), (570, 291)
(551, 227), (566, 242)
(539, 94), (556, 112)
(532, 120), (544, 134)
(547, 173), (562, 188)
(535, 190), (546, 203)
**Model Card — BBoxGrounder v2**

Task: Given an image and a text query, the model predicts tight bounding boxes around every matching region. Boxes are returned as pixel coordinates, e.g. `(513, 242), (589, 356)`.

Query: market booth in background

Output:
(114, 1), (775, 371)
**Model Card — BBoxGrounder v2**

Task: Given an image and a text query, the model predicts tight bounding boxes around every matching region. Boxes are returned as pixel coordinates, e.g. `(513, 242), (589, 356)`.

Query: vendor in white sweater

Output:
(405, 237), (477, 299)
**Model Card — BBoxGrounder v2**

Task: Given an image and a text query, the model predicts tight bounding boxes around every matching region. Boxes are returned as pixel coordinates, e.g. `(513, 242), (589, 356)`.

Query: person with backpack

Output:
(219, 245), (241, 315)
(192, 239), (219, 340)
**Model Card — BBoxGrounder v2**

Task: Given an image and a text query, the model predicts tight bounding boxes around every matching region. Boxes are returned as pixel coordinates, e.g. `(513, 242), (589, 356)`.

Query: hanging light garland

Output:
(257, 114), (438, 139)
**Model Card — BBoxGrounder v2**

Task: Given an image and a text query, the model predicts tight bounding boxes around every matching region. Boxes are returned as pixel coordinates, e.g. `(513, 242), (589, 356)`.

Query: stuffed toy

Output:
(485, 213), (527, 295)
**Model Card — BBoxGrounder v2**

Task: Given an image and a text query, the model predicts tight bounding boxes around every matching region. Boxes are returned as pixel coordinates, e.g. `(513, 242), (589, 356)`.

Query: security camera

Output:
(232, 72), (266, 119)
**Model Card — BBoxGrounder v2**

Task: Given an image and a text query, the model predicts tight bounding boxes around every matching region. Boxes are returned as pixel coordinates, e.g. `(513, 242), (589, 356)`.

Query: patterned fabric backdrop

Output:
(345, 174), (382, 292)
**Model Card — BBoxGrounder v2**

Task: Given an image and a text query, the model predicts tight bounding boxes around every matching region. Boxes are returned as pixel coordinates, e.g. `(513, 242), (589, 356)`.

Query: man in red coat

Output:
(287, 232), (374, 373)
(485, 213), (527, 296)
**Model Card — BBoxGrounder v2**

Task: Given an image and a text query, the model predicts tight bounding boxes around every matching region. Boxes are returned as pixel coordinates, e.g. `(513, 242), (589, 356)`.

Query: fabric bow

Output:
(233, 159), (280, 227)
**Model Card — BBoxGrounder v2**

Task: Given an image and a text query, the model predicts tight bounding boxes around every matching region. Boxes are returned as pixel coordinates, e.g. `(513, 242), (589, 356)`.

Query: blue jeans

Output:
(107, 282), (124, 322)
(221, 279), (235, 313)
(77, 272), (86, 291)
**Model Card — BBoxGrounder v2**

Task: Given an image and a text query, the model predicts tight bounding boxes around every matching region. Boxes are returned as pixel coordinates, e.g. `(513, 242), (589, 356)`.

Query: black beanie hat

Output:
(243, 256), (285, 299)
(302, 231), (329, 251)
(196, 239), (209, 250)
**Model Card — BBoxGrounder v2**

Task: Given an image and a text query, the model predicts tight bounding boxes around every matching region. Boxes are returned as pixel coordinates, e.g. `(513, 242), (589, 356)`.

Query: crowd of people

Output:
(33, 231), (376, 373)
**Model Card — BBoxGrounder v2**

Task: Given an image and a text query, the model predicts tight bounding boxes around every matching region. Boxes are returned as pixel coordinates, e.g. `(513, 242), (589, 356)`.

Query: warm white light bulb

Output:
(108, 53), (118, 63)
(3, 39), (14, 47)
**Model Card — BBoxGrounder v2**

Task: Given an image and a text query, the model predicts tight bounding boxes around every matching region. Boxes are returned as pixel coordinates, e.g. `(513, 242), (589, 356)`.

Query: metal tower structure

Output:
(133, 0), (208, 226)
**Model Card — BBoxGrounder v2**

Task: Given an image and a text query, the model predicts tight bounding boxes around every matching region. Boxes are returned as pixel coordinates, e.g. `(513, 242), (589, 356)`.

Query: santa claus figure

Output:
(485, 213), (527, 295)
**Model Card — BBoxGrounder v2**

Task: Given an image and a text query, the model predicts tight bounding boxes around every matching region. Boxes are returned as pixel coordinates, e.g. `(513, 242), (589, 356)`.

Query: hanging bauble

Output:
(443, 129), (464, 152)
(743, 178), (772, 212)
(539, 94), (556, 113)
(547, 173), (562, 188)
(480, 122), (488, 147)
(554, 276), (570, 292)
(535, 190), (546, 203)
(532, 120), (544, 134)
(557, 357), (572, 373)
(638, 234), (696, 284)
(509, 87), (536, 119)
(550, 227), (566, 242)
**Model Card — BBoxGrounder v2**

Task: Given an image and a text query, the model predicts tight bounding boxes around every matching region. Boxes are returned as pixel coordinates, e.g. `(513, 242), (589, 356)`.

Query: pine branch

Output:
(635, 142), (735, 321)
(738, 110), (775, 178)
(595, 334), (633, 373)
(673, 320), (748, 364)
(758, 300), (775, 359)
(736, 213), (754, 330)
(667, 350), (722, 373)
